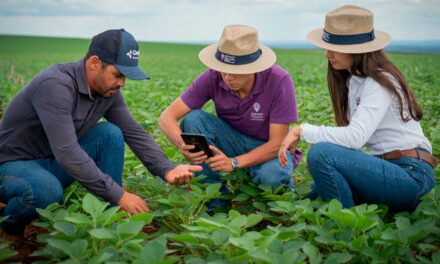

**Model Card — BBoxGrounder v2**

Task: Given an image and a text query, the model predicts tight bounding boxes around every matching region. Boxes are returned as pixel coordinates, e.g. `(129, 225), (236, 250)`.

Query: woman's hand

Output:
(278, 126), (301, 167)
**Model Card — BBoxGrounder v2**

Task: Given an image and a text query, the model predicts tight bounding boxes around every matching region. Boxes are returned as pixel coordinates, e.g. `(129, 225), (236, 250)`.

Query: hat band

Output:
(215, 49), (262, 65)
(322, 30), (375, 45)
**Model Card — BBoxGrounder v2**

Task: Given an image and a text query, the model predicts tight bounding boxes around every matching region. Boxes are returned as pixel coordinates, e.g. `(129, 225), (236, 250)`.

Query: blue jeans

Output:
(307, 142), (436, 212)
(180, 110), (295, 192)
(0, 122), (124, 235)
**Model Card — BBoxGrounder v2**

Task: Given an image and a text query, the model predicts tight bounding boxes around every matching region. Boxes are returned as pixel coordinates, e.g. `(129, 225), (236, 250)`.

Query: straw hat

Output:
(307, 5), (391, 54)
(199, 25), (276, 74)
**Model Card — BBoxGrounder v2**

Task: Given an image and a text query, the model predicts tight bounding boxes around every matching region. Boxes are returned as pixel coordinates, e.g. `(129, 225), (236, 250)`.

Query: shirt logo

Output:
(126, 50), (140, 60)
(253, 103), (260, 112)
(250, 102), (264, 121)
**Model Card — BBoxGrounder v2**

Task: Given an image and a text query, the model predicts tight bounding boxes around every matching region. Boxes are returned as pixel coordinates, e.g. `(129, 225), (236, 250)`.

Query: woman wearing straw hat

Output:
(159, 25), (300, 208)
(278, 5), (436, 211)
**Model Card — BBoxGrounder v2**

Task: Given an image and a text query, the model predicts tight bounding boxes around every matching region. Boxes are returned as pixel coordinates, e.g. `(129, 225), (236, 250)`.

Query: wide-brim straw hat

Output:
(307, 5), (391, 54)
(199, 25), (276, 74)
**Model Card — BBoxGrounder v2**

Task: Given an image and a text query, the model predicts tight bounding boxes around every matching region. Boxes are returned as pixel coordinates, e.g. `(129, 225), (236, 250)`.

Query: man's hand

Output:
(165, 164), (203, 185)
(180, 143), (208, 164)
(206, 145), (234, 173)
(118, 191), (149, 214)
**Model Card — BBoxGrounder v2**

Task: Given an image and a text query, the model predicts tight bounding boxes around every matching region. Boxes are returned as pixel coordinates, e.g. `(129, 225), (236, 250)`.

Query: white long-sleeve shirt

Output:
(301, 75), (432, 155)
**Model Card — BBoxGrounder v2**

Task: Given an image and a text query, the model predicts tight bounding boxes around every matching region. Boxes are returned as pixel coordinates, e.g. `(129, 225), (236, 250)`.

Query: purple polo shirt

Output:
(180, 65), (298, 141)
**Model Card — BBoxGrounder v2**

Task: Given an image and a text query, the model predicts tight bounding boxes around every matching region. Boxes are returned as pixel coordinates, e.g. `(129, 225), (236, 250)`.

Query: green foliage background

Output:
(0, 35), (439, 263)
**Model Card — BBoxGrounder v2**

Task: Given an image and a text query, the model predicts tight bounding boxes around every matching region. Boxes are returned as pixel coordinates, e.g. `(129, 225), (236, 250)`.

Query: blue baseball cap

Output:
(88, 29), (149, 80)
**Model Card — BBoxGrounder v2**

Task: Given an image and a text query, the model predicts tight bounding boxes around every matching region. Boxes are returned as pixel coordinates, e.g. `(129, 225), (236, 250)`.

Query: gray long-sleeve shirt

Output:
(0, 59), (174, 204)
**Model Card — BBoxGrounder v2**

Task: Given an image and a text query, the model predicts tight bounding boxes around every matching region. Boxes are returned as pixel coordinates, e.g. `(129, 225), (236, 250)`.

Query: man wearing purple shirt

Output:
(0, 29), (201, 238)
(159, 25), (300, 209)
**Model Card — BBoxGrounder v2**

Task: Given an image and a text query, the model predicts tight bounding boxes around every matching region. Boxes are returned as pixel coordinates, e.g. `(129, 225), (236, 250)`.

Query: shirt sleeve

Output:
(180, 70), (213, 109)
(32, 79), (124, 204)
(269, 74), (299, 124)
(104, 92), (175, 178)
(301, 78), (393, 149)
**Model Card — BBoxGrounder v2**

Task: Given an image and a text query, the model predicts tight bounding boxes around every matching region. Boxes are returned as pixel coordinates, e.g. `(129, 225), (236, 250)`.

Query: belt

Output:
(381, 149), (437, 169)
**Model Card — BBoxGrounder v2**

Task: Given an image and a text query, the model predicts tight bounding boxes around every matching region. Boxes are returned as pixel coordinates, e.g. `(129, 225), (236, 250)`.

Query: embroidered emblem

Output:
(253, 102), (260, 112)
(250, 102), (264, 121)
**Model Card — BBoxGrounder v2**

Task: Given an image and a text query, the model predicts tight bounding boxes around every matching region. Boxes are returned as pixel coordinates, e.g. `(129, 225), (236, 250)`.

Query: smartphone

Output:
(181, 133), (214, 157)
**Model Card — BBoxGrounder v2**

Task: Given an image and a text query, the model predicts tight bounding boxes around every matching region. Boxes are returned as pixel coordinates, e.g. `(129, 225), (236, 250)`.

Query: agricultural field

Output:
(0, 35), (439, 263)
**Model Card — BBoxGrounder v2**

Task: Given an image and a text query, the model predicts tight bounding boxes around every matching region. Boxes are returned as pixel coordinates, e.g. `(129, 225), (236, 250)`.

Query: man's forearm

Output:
(235, 140), (280, 168)
(158, 114), (185, 148)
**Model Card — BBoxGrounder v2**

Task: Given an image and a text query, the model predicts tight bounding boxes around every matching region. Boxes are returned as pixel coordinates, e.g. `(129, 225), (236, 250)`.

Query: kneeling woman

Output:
(279, 5), (436, 212)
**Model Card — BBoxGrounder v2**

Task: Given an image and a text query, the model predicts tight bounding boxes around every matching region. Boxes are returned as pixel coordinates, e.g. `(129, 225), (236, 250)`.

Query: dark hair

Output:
(84, 51), (111, 69)
(327, 50), (423, 126)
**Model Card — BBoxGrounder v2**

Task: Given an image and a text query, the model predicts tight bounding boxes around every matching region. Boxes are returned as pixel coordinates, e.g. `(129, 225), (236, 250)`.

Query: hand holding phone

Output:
(181, 133), (214, 158)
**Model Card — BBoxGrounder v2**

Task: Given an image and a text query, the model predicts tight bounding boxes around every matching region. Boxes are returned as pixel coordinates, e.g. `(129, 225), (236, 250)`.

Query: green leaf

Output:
(139, 236), (167, 264)
(259, 230), (279, 251)
(46, 238), (70, 254)
(197, 218), (225, 228)
(244, 214), (263, 228)
(252, 202), (267, 211)
(89, 252), (115, 264)
(395, 216), (412, 230)
(171, 233), (199, 244)
(82, 193), (108, 217)
(89, 228), (115, 240)
(228, 214), (247, 229)
(211, 230), (229, 246)
(229, 237), (255, 251)
(239, 185), (260, 196)
(65, 213), (92, 225)
(117, 221), (144, 236)
(355, 216), (378, 231)
(0, 248), (17, 262)
(315, 235), (335, 245)
(274, 201), (295, 211)
(324, 252), (352, 263)
(258, 184), (273, 193)
(281, 248), (301, 263)
(36, 208), (53, 219)
(206, 183), (221, 197)
(70, 239), (88, 259)
(53, 221), (76, 236)
(99, 206), (122, 225)
(328, 199), (343, 214)
(303, 242), (322, 264)
(129, 213), (153, 225)
(46, 238), (87, 259)
(233, 193), (250, 202)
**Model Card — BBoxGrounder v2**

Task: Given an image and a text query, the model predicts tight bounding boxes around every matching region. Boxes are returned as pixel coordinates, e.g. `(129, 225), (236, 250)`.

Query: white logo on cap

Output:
(126, 50), (140, 59)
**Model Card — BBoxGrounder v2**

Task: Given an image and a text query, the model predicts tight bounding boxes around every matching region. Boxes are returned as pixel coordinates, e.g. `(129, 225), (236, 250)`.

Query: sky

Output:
(0, 0), (439, 44)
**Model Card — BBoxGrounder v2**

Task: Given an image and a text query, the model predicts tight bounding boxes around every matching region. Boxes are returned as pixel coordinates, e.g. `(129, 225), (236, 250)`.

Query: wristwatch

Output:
(231, 158), (240, 170)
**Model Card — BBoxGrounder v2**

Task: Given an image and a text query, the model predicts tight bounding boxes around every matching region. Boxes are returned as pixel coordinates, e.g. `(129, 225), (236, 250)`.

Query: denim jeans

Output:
(180, 110), (295, 193)
(307, 142), (436, 212)
(0, 122), (124, 235)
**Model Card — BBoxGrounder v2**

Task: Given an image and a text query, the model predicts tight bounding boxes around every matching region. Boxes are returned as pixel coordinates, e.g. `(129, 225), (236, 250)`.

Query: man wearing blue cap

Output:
(0, 29), (202, 238)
